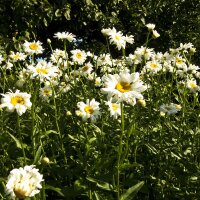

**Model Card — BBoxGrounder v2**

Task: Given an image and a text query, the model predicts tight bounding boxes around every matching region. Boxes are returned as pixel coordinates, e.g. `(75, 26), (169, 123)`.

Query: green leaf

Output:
(33, 145), (42, 165)
(120, 181), (144, 200)
(86, 177), (116, 192)
(45, 185), (64, 197)
(41, 130), (59, 139)
(8, 133), (22, 149)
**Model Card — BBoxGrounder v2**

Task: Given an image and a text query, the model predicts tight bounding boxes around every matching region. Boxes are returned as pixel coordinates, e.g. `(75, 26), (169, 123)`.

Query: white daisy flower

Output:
(124, 34), (134, 44)
(76, 99), (101, 122)
(106, 99), (121, 119)
(54, 32), (76, 42)
(146, 23), (155, 31)
(95, 77), (102, 87)
(109, 28), (126, 50)
(101, 71), (147, 106)
(143, 60), (162, 74)
(71, 49), (87, 65)
(5, 165), (43, 199)
(160, 103), (181, 115)
(23, 40), (44, 55)
(134, 46), (154, 61)
(79, 62), (93, 75)
(50, 49), (66, 63)
(9, 52), (27, 62)
(101, 28), (112, 36)
(0, 54), (4, 64)
(2, 60), (13, 70)
(152, 30), (160, 39)
(97, 53), (112, 67)
(39, 85), (52, 101)
(186, 79), (200, 92)
(0, 90), (32, 116)
(27, 60), (59, 82)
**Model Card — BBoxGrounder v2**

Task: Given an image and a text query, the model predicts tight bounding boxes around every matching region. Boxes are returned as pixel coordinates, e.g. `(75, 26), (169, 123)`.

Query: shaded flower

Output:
(160, 103), (181, 115)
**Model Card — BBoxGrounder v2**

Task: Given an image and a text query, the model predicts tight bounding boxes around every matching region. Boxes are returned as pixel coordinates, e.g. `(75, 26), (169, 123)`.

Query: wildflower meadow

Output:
(0, 23), (200, 200)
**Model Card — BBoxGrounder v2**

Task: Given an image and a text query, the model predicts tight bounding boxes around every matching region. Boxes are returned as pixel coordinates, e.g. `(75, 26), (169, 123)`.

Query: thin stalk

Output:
(16, 114), (26, 165)
(51, 84), (68, 165)
(117, 102), (124, 200)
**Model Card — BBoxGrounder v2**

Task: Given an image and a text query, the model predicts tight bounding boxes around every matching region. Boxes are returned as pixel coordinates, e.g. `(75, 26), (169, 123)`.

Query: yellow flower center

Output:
(84, 105), (94, 114)
(29, 43), (38, 50)
(150, 63), (158, 69)
(43, 90), (51, 96)
(115, 35), (121, 41)
(112, 103), (119, 111)
(12, 54), (21, 60)
(14, 188), (27, 199)
(36, 68), (48, 74)
(176, 58), (183, 65)
(11, 96), (25, 106)
(115, 82), (131, 93)
(189, 82), (197, 89)
(76, 53), (82, 59)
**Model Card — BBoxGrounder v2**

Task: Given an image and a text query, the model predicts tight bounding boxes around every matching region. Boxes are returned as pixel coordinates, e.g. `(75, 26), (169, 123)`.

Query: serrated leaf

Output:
(8, 133), (22, 149)
(33, 145), (42, 165)
(45, 185), (64, 197)
(120, 181), (144, 200)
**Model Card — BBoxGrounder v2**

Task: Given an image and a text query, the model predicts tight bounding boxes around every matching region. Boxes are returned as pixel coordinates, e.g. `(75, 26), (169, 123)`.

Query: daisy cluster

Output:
(0, 25), (199, 121)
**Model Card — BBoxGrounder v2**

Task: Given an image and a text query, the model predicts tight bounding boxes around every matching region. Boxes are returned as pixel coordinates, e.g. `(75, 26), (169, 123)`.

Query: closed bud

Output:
(137, 99), (146, 107)
(42, 157), (50, 165)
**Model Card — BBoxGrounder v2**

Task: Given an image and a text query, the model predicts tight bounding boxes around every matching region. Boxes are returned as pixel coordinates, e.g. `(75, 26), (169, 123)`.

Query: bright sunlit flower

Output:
(5, 165), (43, 199)
(27, 60), (59, 82)
(23, 40), (44, 55)
(186, 79), (200, 92)
(143, 60), (162, 74)
(71, 49), (87, 65)
(50, 49), (67, 63)
(76, 99), (101, 122)
(108, 28), (126, 50)
(152, 30), (160, 39)
(0, 55), (4, 64)
(54, 32), (76, 42)
(159, 103), (182, 115)
(9, 52), (27, 62)
(106, 99), (121, 119)
(101, 71), (147, 106)
(146, 23), (155, 31)
(0, 90), (32, 116)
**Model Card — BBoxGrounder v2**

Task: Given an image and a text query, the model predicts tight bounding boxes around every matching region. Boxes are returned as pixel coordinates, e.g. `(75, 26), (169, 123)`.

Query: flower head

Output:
(160, 103), (181, 115)
(105, 99), (121, 119)
(76, 99), (101, 122)
(5, 165), (43, 199)
(71, 49), (87, 65)
(101, 71), (147, 106)
(0, 90), (32, 115)
(54, 32), (76, 42)
(23, 40), (44, 55)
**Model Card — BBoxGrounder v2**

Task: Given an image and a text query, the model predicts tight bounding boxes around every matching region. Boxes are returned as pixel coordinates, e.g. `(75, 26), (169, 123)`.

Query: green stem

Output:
(117, 102), (124, 200)
(51, 84), (68, 165)
(16, 114), (27, 165)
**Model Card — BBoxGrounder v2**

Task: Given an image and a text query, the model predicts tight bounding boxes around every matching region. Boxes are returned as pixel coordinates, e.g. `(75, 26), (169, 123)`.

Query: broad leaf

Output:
(120, 181), (144, 200)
